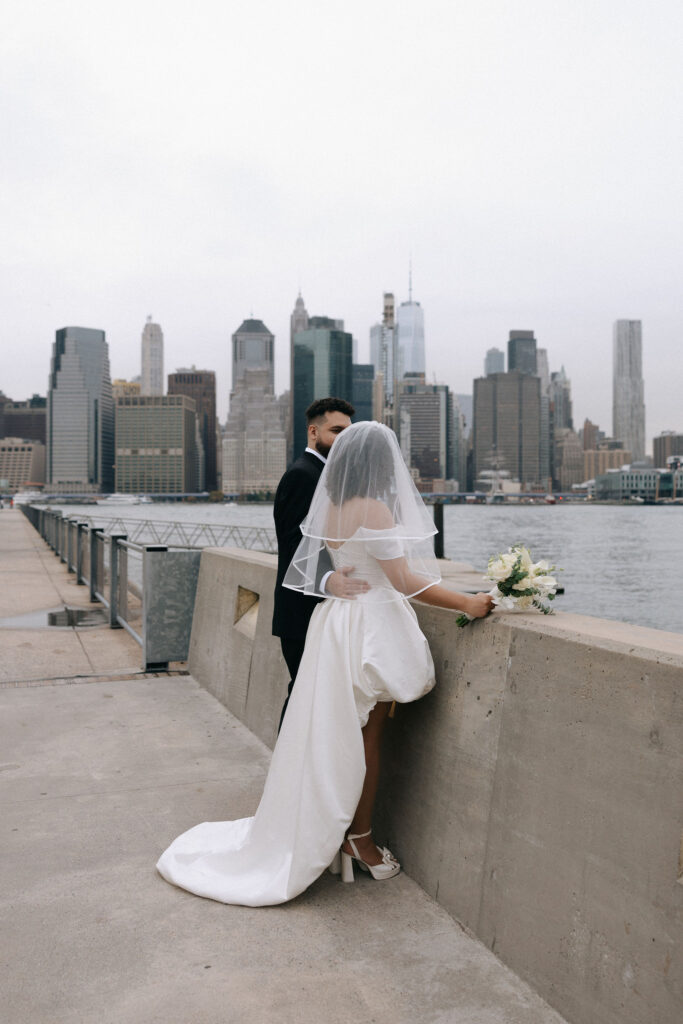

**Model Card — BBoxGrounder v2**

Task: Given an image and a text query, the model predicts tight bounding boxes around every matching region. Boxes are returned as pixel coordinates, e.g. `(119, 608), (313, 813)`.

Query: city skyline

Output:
(1, 2), (682, 445)
(2, 300), (676, 458)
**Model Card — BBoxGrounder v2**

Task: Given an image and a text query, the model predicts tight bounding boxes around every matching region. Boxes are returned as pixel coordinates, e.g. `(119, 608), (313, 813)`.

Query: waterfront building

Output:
(232, 318), (274, 392)
(112, 379), (141, 400)
(612, 319), (645, 460)
(472, 371), (541, 489)
(222, 368), (286, 495)
(582, 419), (601, 451)
(536, 348), (551, 489)
(594, 466), (682, 501)
(370, 292), (397, 406)
(0, 395), (46, 444)
(0, 438), (46, 491)
(141, 317), (164, 397)
(168, 368), (218, 492)
(484, 347), (505, 375)
(292, 319), (353, 454)
(47, 326), (114, 493)
(351, 364), (374, 423)
(653, 431), (683, 468)
(396, 293), (425, 380)
(507, 330), (537, 376)
(397, 376), (460, 489)
(584, 444), (631, 480)
(115, 395), (201, 494)
(553, 429), (584, 491)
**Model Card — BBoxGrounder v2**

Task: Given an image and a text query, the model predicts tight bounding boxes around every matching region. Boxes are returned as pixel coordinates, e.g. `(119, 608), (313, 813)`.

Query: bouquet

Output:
(456, 543), (560, 627)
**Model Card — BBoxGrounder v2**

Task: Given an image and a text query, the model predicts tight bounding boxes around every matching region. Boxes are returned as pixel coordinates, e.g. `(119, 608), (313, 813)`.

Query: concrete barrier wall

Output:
(188, 547), (683, 1024)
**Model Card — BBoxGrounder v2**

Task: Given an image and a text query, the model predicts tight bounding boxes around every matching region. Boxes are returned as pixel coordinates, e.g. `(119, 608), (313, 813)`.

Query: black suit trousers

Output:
(278, 634), (308, 733)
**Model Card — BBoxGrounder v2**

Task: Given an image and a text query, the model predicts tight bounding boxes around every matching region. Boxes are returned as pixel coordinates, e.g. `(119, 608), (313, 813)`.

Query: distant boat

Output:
(11, 490), (43, 506)
(96, 493), (140, 506)
(544, 494), (557, 504)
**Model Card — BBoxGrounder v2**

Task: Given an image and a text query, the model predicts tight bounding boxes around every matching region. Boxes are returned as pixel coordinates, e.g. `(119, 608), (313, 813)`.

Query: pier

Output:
(3, 508), (682, 1024)
(1, 509), (568, 1024)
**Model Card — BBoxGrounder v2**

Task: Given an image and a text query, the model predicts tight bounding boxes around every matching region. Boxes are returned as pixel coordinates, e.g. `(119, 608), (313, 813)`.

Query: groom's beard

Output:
(315, 440), (332, 458)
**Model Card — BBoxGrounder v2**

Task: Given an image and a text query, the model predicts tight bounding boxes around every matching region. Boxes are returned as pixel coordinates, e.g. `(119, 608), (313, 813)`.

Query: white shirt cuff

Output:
(320, 570), (334, 594)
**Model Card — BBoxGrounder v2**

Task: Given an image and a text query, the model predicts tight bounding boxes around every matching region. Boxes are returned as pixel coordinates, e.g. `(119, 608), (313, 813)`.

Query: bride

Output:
(157, 421), (493, 905)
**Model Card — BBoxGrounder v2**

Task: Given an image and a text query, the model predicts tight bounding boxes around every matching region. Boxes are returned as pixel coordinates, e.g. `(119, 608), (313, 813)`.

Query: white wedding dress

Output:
(156, 534), (436, 906)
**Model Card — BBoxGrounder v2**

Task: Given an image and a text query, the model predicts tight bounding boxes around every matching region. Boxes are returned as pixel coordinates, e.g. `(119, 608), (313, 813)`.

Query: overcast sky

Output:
(1, 0), (681, 448)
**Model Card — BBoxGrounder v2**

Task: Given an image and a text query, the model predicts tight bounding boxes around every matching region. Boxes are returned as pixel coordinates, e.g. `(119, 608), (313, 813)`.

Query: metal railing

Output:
(34, 512), (277, 554)
(21, 506), (204, 671)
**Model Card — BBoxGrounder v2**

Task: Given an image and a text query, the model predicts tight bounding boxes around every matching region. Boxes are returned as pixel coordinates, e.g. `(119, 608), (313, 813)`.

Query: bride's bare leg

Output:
(343, 700), (392, 866)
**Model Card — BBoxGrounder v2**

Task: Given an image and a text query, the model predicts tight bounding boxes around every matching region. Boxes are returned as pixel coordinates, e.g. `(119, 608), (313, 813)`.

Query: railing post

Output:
(76, 522), (87, 585)
(89, 528), (103, 602)
(57, 512), (66, 562)
(109, 534), (127, 628)
(67, 518), (74, 573)
(433, 500), (444, 559)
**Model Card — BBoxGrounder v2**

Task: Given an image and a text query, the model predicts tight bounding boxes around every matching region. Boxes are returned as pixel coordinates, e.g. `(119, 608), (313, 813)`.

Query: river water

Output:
(48, 502), (683, 635)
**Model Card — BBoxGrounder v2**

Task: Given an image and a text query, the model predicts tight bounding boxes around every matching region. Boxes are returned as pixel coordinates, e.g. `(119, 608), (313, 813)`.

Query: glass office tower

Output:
(47, 327), (114, 492)
(292, 320), (353, 454)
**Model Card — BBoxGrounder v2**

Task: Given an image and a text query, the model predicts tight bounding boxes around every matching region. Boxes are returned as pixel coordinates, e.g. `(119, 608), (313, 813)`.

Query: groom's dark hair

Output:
(306, 397), (355, 423)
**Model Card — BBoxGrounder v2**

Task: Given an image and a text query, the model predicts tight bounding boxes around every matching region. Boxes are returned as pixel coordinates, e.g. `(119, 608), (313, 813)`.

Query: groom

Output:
(272, 397), (369, 728)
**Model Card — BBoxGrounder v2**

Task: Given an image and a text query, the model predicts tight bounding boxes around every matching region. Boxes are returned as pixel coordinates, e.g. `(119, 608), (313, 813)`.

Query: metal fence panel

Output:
(142, 548), (202, 668)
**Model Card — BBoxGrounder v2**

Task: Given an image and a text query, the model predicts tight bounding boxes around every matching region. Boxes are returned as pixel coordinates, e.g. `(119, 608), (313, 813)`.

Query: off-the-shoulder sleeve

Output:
(365, 535), (404, 560)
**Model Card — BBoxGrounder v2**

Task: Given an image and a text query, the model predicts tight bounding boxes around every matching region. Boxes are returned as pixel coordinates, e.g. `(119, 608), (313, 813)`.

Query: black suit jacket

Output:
(272, 451), (333, 639)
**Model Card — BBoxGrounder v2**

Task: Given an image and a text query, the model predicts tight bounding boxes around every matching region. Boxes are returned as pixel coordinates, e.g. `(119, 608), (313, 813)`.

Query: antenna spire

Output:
(408, 256), (413, 302)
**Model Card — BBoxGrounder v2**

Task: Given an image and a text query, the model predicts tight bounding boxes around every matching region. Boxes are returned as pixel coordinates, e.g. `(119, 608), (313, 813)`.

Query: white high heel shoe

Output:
(339, 830), (400, 882)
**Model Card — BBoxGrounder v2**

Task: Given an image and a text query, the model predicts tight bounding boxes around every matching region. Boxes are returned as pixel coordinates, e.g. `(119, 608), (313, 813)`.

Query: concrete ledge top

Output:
(203, 546), (683, 665)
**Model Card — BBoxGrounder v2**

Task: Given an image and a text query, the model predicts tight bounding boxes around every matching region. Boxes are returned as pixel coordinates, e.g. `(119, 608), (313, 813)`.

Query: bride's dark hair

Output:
(325, 422), (396, 506)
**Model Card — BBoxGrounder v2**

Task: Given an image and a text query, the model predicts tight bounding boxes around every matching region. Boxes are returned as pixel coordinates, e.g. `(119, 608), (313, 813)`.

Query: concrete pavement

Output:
(0, 510), (568, 1024)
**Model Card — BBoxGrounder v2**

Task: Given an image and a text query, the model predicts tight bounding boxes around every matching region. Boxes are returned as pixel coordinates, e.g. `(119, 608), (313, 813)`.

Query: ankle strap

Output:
(347, 830), (371, 840)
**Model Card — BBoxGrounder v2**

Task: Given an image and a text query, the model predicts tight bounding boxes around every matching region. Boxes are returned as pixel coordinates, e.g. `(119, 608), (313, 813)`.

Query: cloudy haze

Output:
(1, 0), (681, 448)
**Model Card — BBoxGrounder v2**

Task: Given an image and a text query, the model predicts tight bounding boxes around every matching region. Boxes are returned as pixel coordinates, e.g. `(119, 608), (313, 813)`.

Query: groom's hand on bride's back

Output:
(326, 567), (371, 599)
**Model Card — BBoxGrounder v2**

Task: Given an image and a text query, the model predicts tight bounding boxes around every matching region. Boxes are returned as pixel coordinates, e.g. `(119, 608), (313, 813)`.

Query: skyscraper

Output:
(47, 326), (114, 492)
(292, 320), (353, 454)
(536, 347), (551, 488)
(484, 348), (505, 375)
(507, 330), (537, 375)
(115, 395), (201, 494)
(232, 318), (274, 392)
(396, 293), (425, 379)
(370, 292), (396, 406)
(351, 364), (374, 423)
(397, 376), (460, 488)
(168, 368), (218, 491)
(141, 317), (164, 396)
(550, 367), (573, 431)
(288, 294), (310, 460)
(472, 372), (541, 489)
(222, 368), (286, 495)
(613, 320), (645, 460)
